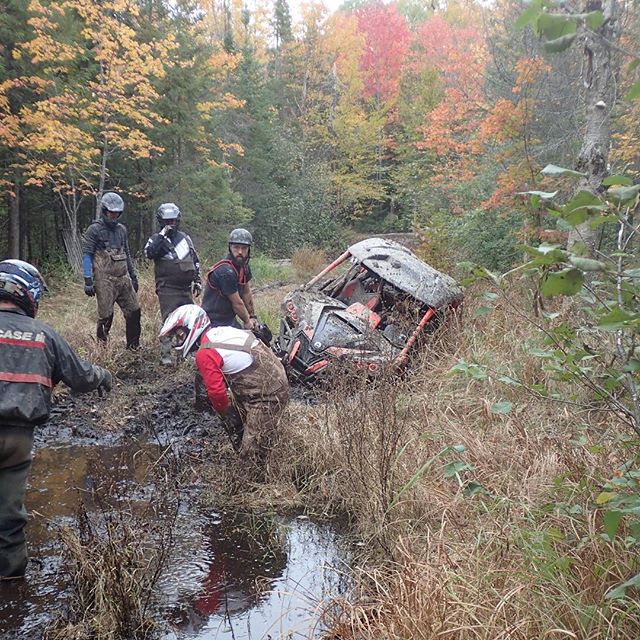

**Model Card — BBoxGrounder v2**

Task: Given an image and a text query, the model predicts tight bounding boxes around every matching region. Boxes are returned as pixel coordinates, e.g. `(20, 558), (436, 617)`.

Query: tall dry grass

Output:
(35, 265), (639, 638)
(249, 285), (640, 639)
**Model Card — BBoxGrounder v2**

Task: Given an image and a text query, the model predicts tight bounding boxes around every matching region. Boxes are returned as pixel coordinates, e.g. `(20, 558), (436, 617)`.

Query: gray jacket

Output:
(0, 308), (109, 427)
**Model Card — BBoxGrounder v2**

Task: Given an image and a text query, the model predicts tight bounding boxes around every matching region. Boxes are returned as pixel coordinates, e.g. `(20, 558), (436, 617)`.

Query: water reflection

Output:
(164, 515), (349, 640)
(0, 443), (350, 640)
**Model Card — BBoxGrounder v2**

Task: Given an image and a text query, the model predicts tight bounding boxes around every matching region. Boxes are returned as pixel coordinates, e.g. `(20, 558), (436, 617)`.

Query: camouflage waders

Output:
(226, 342), (289, 460)
(93, 250), (141, 349)
(0, 426), (33, 578)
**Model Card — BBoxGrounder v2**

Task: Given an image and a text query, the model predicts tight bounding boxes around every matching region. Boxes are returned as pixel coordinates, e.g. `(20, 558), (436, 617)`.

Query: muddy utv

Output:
(275, 238), (463, 383)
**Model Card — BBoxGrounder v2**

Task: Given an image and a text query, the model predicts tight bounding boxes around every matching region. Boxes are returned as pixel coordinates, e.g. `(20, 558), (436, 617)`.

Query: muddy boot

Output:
(97, 314), (113, 343)
(159, 337), (173, 366)
(125, 308), (141, 350)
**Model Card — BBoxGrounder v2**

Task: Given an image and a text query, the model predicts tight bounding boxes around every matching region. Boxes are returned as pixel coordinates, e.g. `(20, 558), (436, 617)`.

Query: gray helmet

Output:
(228, 228), (252, 246)
(156, 202), (181, 225)
(101, 192), (124, 215)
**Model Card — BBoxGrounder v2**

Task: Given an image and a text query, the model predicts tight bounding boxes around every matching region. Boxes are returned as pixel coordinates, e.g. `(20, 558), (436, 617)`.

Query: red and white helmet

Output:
(160, 304), (210, 356)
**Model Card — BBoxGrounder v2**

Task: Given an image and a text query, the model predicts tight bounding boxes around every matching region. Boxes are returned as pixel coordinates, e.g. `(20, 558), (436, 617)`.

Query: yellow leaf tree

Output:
(1, 0), (174, 263)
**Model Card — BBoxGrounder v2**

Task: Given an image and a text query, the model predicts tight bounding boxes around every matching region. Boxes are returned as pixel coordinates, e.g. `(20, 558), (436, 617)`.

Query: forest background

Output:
(2, 0), (638, 271)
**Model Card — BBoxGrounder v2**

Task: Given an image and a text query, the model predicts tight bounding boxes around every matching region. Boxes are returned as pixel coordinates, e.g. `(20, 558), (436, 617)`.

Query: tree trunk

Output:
(8, 176), (20, 258)
(567, 0), (620, 254)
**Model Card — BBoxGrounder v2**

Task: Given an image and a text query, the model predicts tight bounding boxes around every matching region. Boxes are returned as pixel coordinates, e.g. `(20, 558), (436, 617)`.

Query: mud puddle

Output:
(0, 435), (350, 639)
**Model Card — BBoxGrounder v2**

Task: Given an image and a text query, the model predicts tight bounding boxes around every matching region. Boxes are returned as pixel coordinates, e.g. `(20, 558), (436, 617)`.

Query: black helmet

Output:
(0, 259), (48, 318)
(228, 228), (252, 246)
(252, 322), (273, 346)
(101, 192), (124, 215)
(156, 202), (181, 231)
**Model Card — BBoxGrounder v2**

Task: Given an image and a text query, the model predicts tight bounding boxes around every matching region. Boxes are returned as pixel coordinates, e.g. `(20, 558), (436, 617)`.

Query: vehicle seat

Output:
(338, 279), (381, 311)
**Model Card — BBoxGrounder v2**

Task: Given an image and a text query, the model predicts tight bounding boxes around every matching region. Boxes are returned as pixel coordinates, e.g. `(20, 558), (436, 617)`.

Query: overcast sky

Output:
(288, 0), (346, 21)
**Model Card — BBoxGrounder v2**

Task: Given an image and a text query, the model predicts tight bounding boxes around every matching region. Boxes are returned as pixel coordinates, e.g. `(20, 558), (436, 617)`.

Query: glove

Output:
(84, 277), (95, 297)
(243, 317), (259, 331)
(192, 281), (202, 297)
(219, 405), (244, 452)
(131, 276), (139, 293)
(96, 367), (112, 396)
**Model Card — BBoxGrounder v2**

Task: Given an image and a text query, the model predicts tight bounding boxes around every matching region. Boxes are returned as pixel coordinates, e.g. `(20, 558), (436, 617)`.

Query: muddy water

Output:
(0, 440), (350, 640)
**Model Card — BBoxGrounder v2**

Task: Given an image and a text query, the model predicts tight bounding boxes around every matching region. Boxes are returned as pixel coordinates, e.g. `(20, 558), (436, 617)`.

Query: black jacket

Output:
(144, 229), (200, 289)
(0, 307), (108, 427)
(82, 218), (136, 279)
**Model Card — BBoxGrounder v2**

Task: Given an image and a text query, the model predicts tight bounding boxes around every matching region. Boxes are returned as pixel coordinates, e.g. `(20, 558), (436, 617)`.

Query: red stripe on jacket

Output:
(0, 372), (52, 387)
(0, 337), (45, 348)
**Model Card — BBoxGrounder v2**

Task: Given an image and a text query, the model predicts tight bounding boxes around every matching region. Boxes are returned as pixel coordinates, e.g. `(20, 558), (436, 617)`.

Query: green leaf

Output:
(443, 461), (473, 479)
(544, 33), (577, 53)
(608, 184), (640, 203)
(541, 164), (585, 178)
(541, 269), (584, 297)
(629, 60), (640, 73)
(537, 12), (577, 40)
(463, 481), (488, 497)
(472, 305), (494, 319)
(449, 360), (488, 381)
(564, 190), (603, 210)
(602, 175), (633, 186)
(581, 11), (604, 29)
(626, 79), (640, 101)
(481, 292), (499, 301)
(561, 190), (606, 226)
(596, 491), (617, 505)
(498, 375), (521, 386)
(568, 256), (606, 272)
(603, 510), (623, 541)
(516, 0), (544, 29)
(605, 572), (640, 600)
(491, 400), (513, 414)
(622, 359), (640, 373)
(590, 214), (619, 228)
(521, 243), (568, 265)
(597, 307), (637, 331)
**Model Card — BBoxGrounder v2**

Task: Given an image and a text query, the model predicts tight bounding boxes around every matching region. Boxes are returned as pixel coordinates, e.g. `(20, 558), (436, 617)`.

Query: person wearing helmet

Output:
(144, 203), (202, 366)
(82, 191), (141, 349)
(201, 228), (258, 330)
(0, 260), (112, 579)
(160, 304), (289, 462)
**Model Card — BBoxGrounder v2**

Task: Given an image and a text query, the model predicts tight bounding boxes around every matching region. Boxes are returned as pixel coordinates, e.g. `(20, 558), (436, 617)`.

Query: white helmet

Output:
(160, 304), (210, 357)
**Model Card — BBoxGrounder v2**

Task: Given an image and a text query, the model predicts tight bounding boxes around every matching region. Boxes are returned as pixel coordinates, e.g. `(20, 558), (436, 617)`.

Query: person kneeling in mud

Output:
(159, 304), (289, 461)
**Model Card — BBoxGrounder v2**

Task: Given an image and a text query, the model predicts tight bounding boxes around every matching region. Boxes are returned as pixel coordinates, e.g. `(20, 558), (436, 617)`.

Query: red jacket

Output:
(194, 348), (229, 412)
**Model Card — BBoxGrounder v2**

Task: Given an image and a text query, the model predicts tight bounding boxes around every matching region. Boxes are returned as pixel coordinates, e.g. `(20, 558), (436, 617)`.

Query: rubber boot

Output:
(97, 314), (113, 343)
(125, 308), (141, 350)
(159, 337), (173, 366)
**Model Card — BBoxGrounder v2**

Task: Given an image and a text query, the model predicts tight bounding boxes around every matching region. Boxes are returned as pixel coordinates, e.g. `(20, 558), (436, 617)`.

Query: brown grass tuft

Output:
(291, 245), (328, 281)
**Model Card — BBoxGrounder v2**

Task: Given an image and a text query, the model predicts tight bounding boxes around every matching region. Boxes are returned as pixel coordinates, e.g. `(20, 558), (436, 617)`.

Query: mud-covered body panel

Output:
(276, 238), (463, 382)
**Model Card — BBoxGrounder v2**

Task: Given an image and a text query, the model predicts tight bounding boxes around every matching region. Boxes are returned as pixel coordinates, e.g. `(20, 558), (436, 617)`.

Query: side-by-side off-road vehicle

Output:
(275, 238), (464, 383)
